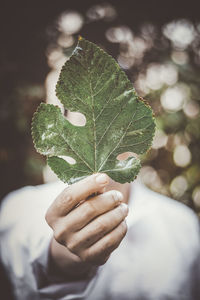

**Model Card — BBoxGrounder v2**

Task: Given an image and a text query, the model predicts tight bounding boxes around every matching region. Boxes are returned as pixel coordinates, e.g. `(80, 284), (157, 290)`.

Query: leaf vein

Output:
(95, 89), (132, 122)
(118, 137), (152, 148)
(98, 101), (139, 171)
(55, 122), (93, 172)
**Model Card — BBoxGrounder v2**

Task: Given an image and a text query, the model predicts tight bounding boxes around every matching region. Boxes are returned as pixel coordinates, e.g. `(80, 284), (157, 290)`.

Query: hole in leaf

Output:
(65, 111), (86, 126)
(58, 156), (76, 164)
(117, 152), (138, 161)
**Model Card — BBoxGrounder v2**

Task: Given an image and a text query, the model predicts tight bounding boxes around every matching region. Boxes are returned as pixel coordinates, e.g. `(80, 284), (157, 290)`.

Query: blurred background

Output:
(1, 0), (200, 211)
(1, 0), (200, 297)
(1, 0), (200, 213)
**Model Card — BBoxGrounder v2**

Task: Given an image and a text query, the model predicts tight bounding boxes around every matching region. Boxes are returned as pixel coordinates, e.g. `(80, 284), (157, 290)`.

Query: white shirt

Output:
(0, 180), (199, 300)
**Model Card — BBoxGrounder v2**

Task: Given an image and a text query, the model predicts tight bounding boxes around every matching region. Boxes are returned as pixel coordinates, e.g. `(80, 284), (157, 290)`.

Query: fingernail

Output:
(96, 174), (109, 184)
(120, 203), (129, 215)
(113, 191), (123, 202)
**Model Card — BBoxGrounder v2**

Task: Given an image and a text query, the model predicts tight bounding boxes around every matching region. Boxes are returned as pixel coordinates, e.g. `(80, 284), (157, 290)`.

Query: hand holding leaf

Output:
(32, 38), (155, 184)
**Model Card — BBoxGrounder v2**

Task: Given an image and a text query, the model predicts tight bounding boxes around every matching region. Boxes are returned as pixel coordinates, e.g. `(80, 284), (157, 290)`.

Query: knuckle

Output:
(110, 190), (123, 205)
(118, 204), (128, 219)
(95, 218), (107, 234)
(104, 236), (112, 249)
(58, 190), (73, 209)
(112, 207), (123, 224)
(79, 251), (89, 262)
(110, 191), (119, 206)
(53, 225), (66, 244)
(45, 208), (52, 225)
(45, 204), (59, 227)
(67, 238), (78, 253)
(82, 201), (96, 218)
(120, 221), (128, 237)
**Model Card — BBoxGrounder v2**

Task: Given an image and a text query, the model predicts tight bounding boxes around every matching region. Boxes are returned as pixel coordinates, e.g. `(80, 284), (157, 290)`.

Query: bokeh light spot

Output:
(57, 34), (74, 48)
(183, 101), (200, 119)
(152, 129), (168, 149)
(161, 84), (189, 112)
(192, 186), (200, 209)
(58, 11), (83, 35)
(163, 19), (196, 49)
(173, 144), (191, 167)
(171, 51), (189, 65)
(117, 55), (135, 69)
(86, 3), (117, 21)
(105, 26), (133, 43)
(170, 175), (188, 198)
(145, 63), (178, 91)
(139, 166), (162, 191)
(46, 47), (66, 69)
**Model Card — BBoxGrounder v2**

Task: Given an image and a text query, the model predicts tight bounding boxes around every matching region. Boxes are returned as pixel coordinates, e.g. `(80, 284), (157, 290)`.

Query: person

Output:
(0, 168), (200, 300)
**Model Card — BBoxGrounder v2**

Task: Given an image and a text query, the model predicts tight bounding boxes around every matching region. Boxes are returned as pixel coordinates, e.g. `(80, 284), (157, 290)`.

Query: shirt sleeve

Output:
(0, 183), (99, 300)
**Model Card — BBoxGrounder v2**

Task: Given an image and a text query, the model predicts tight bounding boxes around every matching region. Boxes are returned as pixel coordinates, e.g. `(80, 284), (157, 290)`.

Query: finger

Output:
(50, 190), (124, 244)
(80, 221), (127, 265)
(46, 173), (109, 220)
(65, 190), (124, 231)
(67, 203), (128, 252)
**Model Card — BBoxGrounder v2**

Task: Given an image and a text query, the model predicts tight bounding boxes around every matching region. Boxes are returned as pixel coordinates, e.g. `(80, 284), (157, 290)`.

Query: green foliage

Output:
(32, 38), (155, 184)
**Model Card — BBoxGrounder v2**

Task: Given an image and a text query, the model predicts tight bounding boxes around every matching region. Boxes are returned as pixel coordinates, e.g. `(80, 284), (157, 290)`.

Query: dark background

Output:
(0, 0), (200, 298)
(1, 0), (200, 199)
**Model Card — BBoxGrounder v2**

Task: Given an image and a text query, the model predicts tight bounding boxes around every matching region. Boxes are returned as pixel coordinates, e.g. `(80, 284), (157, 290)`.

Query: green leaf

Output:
(32, 38), (155, 184)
